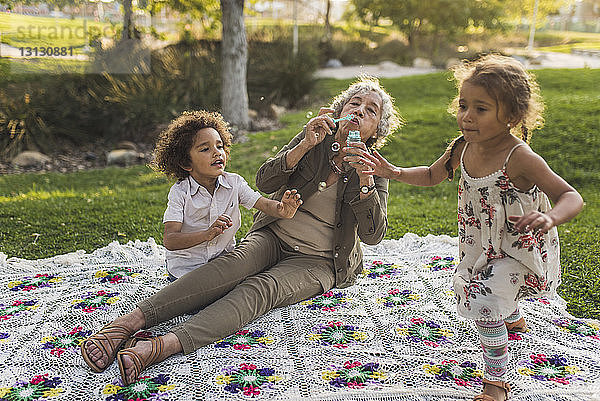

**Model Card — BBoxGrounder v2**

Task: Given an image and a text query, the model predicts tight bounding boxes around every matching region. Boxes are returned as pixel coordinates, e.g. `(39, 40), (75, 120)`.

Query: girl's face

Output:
(184, 128), (227, 182)
(338, 90), (383, 142)
(457, 82), (512, 144)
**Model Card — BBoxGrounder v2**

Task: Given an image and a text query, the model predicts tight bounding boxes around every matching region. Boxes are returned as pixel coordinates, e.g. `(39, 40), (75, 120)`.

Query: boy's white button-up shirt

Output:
(163, 171), (262, 278)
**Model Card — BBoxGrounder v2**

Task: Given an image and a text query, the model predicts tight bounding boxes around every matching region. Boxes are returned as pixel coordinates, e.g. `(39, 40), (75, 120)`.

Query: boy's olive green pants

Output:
(138, 227), (335, 354)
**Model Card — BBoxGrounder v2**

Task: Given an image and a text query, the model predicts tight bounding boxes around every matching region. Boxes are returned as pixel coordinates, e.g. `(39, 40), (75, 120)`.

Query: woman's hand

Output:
(508, 212), (554, 234)
(344, 148), (399, 180)
(300, 107), (336, 150)
(276, 189), (303, 218)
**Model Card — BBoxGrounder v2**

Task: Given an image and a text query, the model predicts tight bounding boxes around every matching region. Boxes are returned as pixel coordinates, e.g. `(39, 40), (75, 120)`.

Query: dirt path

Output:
(315, 51), (600, 79)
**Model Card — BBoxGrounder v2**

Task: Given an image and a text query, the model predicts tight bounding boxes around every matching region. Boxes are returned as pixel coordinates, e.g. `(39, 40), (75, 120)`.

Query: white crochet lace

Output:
(1, 234), (598, 400)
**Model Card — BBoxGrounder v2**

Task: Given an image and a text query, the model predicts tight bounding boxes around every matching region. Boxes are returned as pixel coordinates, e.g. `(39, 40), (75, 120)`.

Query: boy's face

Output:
(183, 128), (227, 182)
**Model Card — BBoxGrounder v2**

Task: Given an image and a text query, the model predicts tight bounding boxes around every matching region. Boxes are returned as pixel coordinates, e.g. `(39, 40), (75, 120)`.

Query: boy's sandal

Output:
(473, 379), (511, 401)
(505, 317), (528, 333)
(117, 336), (165, 386)
(80, 323), (134, 373)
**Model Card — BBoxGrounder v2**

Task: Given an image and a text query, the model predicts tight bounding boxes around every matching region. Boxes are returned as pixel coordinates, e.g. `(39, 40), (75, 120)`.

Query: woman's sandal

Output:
(473, 379), (511, 401)
(80, 323), (135, 373)
(505, 317), (528, 333)
(116, 336), (165, 386)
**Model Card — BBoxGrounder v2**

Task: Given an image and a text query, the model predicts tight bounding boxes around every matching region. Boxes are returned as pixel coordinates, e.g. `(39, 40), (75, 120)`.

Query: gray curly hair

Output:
(329, 75), (404, 149)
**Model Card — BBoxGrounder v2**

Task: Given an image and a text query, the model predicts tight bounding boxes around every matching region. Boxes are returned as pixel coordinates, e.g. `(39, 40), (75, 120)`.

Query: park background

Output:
(0, 0), (599, 320)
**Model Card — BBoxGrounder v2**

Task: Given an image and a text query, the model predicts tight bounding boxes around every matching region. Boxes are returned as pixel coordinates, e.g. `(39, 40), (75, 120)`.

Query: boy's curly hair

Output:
(151, 110), (232, 180)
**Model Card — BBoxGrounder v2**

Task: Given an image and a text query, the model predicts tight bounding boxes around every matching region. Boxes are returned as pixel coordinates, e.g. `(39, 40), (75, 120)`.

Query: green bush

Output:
(0, 34), (319, 158)
(248, 34), (318, 108)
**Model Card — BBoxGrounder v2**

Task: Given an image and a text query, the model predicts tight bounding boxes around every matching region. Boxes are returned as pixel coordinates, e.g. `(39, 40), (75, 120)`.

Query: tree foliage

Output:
(503, 0), (573, 23)
(351, 0), (505, 46)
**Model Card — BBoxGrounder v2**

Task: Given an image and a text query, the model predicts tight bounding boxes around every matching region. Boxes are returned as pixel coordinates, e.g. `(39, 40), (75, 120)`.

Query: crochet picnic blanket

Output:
(1, 234), (599, 401)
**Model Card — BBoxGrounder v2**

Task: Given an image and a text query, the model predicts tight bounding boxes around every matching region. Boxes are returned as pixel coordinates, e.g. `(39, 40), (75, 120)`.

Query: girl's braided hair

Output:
(150, 110), (232, 180)
(445, 54), (545, 180)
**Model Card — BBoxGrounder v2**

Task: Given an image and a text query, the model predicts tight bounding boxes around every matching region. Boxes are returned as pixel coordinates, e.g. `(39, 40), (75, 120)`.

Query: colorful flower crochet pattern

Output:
(308, 321), (368, 348)
(71, 290), (119, 313)
(0, 374), (63, 401)
(301, 291), (351, 312)
(8, 274), (62, 292)
(216, 363), (282, 398)
(102, 374), (175, 400)
(321, 361), (387, 389)
(517, 354), (583, 384)
(94, 266), (140, 284)
(423, 360), (483, 387)
(425, 256), (456, 271)
(376, 288), (420, 308)
(553, 318), (600, 340)
(41, 326), (92, 357)
(0, 300), (37, 321)
(362, 260), (402, 279)
(396, 318), (453, 347)
(214, 330), (274, 351)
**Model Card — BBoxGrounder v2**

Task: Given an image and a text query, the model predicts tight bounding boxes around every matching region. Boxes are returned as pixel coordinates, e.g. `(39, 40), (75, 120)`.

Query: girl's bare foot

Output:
(119, 333), (182, 385)
(82, 308), (146, 370)
(505, 317), (527, 333)
(474, 379), (510, 401)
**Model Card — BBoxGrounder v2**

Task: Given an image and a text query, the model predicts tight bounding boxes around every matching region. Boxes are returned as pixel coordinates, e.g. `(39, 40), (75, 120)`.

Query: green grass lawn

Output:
(0, 12), (115, 52)
(536, 30), (600, 53)
(0, 69), (598, 319)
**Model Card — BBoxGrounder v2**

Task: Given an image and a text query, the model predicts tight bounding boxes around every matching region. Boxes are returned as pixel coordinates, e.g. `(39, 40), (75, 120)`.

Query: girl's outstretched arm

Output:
(344, 142), (464, 187)
(507, 148), (584, 234)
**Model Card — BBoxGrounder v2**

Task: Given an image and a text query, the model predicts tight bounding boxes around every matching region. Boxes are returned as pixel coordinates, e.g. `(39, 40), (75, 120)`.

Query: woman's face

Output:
(338, 90), (383, 141)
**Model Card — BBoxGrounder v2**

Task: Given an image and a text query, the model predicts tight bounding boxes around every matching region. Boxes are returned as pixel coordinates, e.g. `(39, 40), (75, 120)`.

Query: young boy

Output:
(151, 110), (302, 279)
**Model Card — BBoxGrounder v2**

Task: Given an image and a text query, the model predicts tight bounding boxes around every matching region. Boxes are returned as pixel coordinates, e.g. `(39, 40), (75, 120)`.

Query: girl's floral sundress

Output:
(453, 143), (560, 321)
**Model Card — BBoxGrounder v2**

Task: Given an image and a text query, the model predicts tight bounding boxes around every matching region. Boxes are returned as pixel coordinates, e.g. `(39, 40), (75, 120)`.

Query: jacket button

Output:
(336, 223), (342, 228)
(337, 267), (343, 272)
(368, 228), (373, 233)
(294, 245), (299, 251)
(334, 252), (339, 258)
(335, 245), (340, 250)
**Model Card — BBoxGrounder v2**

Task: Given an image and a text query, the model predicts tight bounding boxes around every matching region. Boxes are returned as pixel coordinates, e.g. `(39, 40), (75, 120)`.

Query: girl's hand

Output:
(344, 148), (399, 180)
(205, 214), (233, 241)
(342, 142), (373, 177)
(277, 189), (303, 218)
(301, 107), (336, 149)
(509, 212), (554, 234)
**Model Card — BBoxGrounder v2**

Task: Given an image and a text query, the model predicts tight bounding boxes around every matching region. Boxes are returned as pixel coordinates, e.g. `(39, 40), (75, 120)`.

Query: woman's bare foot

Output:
(119, 333), (182, 384)
(83, 308), (146, 369)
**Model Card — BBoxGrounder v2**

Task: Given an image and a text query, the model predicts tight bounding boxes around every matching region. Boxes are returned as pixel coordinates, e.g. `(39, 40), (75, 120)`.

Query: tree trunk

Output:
(324, 0), (331, 39)
(122, 0), (133, 40)
(220, 0), (250, 131)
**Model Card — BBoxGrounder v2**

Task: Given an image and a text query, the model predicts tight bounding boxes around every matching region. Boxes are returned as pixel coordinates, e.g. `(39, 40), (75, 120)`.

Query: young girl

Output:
(344, 55), (584, 401)
(151, 110), (303, 279)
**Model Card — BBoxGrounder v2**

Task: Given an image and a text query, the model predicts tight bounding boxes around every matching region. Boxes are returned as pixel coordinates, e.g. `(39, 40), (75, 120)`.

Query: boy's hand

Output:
(509, 212), (554, 234)
(205, 214), (233, 241)
(277, 189), (303, 218)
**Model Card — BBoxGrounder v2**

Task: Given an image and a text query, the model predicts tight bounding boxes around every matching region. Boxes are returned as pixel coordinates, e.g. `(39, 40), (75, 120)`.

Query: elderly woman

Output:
(81, 76), (403, 385)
